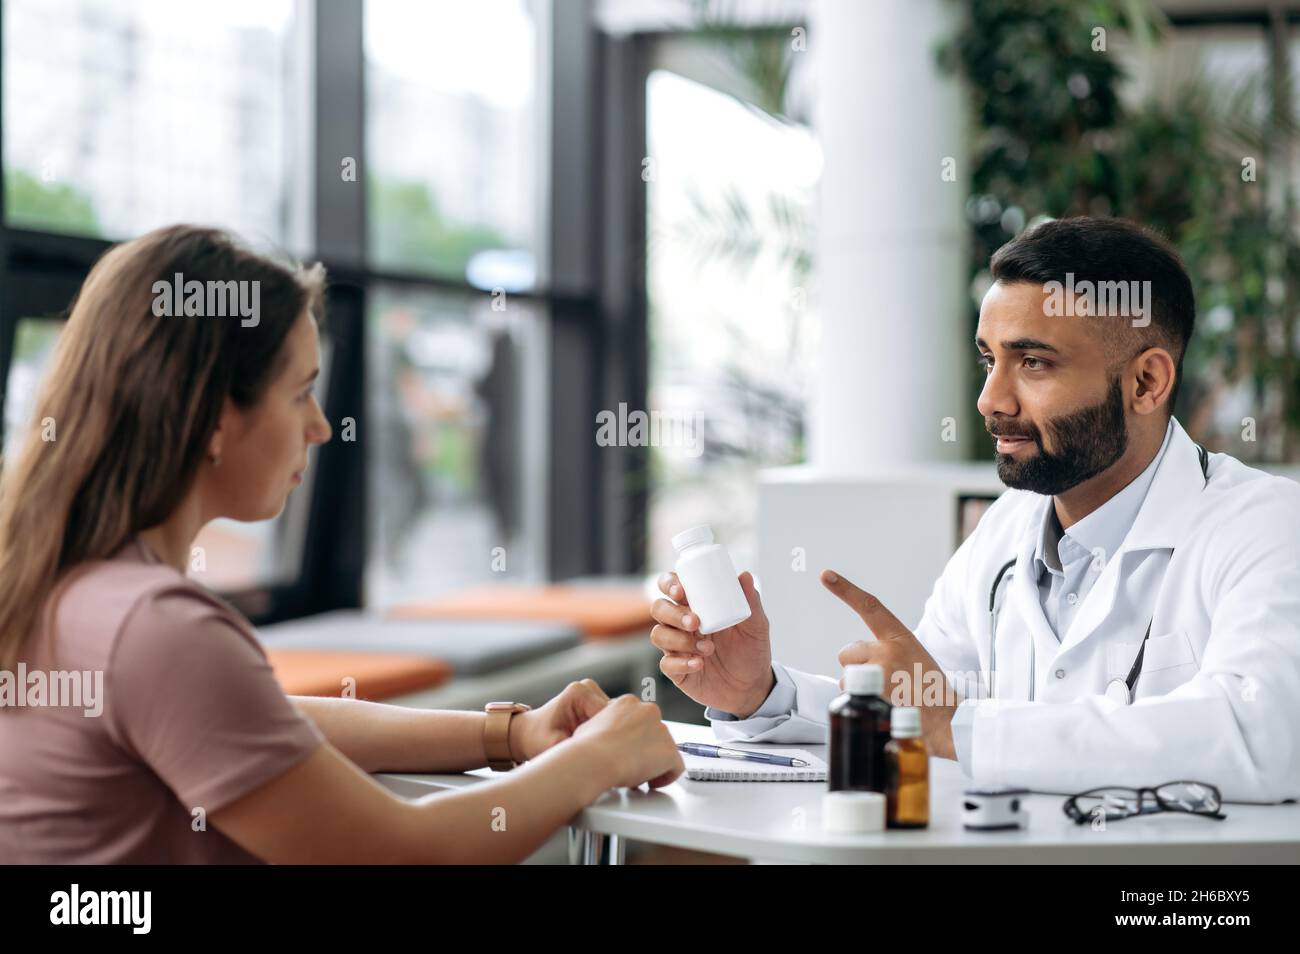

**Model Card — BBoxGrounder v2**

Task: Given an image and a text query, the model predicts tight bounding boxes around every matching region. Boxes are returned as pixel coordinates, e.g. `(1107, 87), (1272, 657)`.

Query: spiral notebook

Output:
(683, 746), (828, 782)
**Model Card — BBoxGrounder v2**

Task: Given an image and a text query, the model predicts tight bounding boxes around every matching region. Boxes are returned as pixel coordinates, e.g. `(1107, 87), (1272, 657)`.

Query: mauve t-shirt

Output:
(0, 536), (323, 863)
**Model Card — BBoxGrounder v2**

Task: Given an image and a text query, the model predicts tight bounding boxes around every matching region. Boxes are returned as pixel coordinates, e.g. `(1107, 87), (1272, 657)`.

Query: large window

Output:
(366, 284), (548, 607)
(0, 0), (579, 622)
(364, 0), (542, 287)
(1, 0), (320, 603)
(3, 0), (301, 243)
(362, 0), (553, 605)
(645, 63), (821, 573)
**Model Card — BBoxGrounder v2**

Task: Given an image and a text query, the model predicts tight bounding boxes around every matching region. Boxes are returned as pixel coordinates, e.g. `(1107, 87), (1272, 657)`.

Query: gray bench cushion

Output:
(257, 610), (583, 676)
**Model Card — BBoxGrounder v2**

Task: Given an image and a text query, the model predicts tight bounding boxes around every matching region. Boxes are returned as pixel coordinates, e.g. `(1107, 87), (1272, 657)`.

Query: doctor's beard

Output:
(991, 374), (1129, 496)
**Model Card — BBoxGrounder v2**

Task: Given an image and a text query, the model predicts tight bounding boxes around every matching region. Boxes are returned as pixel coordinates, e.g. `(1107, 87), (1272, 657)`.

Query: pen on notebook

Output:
(677, 742), (809, 768)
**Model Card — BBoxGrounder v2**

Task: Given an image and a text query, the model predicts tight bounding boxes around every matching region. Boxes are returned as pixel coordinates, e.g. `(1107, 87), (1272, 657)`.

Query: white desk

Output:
(377, 720), (1300, 864)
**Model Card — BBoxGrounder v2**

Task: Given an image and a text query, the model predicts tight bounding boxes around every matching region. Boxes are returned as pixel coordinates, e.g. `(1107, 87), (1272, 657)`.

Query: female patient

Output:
(0, 225), (683, 863)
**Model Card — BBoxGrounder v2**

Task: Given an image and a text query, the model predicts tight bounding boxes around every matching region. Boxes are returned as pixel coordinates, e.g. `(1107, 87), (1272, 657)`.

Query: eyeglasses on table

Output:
(1063, 781), (1226, 824)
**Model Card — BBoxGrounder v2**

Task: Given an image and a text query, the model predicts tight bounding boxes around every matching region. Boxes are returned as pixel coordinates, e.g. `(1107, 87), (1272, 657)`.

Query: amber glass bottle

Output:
(885, 706), (929, 829)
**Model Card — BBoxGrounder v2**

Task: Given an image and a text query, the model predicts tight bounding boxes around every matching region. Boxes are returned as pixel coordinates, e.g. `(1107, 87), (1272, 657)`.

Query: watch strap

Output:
(484, 701), (529, 771)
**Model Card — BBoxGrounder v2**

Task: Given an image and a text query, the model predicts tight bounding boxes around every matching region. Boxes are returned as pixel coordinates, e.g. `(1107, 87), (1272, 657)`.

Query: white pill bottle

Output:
(671, 525), (752, 634)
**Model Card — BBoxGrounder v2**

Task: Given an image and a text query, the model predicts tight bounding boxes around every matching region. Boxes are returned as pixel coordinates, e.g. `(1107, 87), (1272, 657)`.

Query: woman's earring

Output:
(209, 452), (222, 468)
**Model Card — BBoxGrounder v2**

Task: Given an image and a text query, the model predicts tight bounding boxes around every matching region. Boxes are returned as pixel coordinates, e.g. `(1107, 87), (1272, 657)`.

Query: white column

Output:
(809, 0), (969, 473)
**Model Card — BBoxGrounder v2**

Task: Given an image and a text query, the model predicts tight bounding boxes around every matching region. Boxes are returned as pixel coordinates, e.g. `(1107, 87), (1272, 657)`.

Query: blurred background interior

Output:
(4, 0), (1300, 860)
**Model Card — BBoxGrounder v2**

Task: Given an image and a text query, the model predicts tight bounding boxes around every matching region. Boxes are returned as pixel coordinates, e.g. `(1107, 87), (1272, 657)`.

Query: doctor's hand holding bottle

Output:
(651, 570), (777, 718)
(650, 567), (960, 759)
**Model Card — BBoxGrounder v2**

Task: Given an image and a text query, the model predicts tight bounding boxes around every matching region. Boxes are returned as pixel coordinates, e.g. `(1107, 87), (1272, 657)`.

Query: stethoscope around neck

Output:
(985, 442), (1210, 705)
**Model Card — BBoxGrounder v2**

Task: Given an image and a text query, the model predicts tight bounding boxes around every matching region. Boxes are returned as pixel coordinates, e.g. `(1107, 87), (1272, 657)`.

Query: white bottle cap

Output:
(822, 791), (885, 833)
(671, 525), (714, 552)
(843, 663), (884, 696)
(891, 706), (921, 737)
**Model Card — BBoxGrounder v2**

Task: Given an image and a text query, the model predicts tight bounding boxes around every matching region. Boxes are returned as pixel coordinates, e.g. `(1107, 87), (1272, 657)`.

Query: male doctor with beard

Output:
(650, 217), (1300, 802)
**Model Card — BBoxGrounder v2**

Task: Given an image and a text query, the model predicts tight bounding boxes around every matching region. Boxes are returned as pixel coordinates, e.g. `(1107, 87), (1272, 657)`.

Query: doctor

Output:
(650, 217), (1300, 802)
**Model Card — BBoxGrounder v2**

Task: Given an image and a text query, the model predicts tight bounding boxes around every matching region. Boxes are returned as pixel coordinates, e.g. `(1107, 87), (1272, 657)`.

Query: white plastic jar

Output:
(671, 525), (752, 634)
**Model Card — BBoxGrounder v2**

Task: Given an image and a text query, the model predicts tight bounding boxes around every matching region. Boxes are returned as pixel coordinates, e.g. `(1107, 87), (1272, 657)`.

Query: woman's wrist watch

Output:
(483, 701), (530, 771)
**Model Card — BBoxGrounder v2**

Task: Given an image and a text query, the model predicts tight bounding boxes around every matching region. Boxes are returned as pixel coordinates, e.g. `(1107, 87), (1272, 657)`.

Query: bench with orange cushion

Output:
(259, 612), (582, 675)
(265, 648), (452, 701)
(386, 584), (654, 640)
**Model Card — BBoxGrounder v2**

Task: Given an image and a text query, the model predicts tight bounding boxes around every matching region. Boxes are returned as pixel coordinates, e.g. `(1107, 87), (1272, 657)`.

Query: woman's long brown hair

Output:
(0, 224), (324, 673)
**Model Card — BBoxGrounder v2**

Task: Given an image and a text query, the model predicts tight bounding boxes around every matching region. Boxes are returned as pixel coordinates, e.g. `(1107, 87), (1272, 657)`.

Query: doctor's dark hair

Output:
(989, 217), (1195, 414)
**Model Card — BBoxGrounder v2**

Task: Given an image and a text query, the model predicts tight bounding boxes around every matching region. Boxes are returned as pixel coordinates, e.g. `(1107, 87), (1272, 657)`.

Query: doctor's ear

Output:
(1129, 347), (1176, 416)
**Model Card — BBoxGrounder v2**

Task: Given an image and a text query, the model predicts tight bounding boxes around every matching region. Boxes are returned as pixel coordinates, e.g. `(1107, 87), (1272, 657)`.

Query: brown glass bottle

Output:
(885, 707), (930, 828)
(828, 664), (892, 793)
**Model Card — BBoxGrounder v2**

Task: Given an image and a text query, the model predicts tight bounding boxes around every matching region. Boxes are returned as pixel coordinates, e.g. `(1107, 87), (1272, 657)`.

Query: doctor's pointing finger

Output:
(820, 568), (961, 760)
